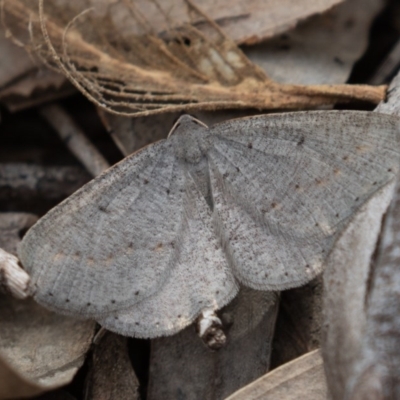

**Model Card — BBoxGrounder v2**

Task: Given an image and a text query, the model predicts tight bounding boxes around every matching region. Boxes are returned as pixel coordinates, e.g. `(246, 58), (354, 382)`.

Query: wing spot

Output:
(247, 142), (253, 149)
(216, 290), (220, 295)
(236, 167), (240, 172)
(297, 137), (305, 146)
(106, 255), (113, 265)
(87, 302), (91, 307)
(388, 168), (393, 172)
(356, 145), (369, 153)
(155, 243), (163, 251)
(271, 202), (282, 210)
(223, 172), (229, 179)
(143, 179), (149, 184)
(127, 243), (134, 254)
(178, 315), (182, 318)
(342, 155), (349, 161)
(111, 300), (116, 304)
(284, 272), (289, 277)
(295, 184), (300, 190)
(355, 197), (359, 202)
(336, 213), (339, 218)
(48, 292), (53, 296)
(373, 181), (377, 186)
(135, 291), (139, 295)
(305, 264), (310, 269)
(135, 322), (140, 325)
(53, 253), (63, 262)
(166, 189), (170, 195)
(65, 299), (70, 303)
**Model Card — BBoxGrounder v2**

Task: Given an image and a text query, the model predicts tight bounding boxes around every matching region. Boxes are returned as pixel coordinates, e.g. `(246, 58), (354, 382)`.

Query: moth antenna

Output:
(168, 115), (208, 138)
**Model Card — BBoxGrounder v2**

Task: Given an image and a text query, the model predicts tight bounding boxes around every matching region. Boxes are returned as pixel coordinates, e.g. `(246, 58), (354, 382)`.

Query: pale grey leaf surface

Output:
(19, 110), (400, 338)
(148, 288), (278, 400)
(0, 212), (95, 398)
(322, 183), (395, 399)
(225, 349), (327, 400)
(245, 0), (384, 85)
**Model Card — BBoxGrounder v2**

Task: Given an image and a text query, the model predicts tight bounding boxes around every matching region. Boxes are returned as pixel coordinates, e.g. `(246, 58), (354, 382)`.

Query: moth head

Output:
(170, 115), (211, 164)
(168, 114), (208, 138)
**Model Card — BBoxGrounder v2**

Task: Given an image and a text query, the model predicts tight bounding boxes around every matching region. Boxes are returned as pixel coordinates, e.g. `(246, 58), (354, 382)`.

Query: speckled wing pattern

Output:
(99, 167), (238, 337)
(208, 111), (400, 290)
(19, 138), (237, 326)
(18, 111), (400, 338)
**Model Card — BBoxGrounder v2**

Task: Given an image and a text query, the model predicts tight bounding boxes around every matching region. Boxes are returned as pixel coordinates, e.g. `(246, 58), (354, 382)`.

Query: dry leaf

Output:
(84, 332), (140, 400)
(0, 212), (96, 399)
(245, 0), (385, 85)
(0, 26), (69, 111)
(98, 0), (383, 157)
(322, 71), (400, 399)
(271, 276), (323, 368)
(322, 182), (395, 399)
(148, 288), (278, 400)
(352, 169), (400, 399)
(39, 103), (110, 177)
(225, 349), (327, 400)
(2, 0), (385, 118)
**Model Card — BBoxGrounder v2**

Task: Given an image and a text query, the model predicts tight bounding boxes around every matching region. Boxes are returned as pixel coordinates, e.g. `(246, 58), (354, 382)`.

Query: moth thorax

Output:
(175, 131), (211, 164)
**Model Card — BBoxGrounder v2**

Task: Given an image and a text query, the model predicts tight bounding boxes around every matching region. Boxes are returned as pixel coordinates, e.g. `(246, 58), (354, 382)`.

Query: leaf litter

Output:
(0, 0), (398, 400)
(0, 213), (96, 399)
(1, 0), (387, 118)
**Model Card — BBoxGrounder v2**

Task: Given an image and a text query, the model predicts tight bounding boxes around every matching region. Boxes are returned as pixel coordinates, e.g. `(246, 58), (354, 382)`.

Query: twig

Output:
(0, 247), (30, 299)
(39, 103), (110, 177)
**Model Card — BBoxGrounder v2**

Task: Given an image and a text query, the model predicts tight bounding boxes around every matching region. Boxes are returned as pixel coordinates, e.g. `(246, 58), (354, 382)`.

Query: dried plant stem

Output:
(39, 103), (110, 177)
(2, 0), (388, 118)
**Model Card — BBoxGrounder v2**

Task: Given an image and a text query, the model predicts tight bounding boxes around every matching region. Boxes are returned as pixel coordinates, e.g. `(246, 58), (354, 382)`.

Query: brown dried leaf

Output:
(225, 349), (327, 400)
(2, 0), (385, 117)
(0, 26), (69, 111)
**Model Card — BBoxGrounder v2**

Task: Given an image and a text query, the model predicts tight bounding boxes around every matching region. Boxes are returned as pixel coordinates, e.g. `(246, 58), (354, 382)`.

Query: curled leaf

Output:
(2, 0), (386, 117)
